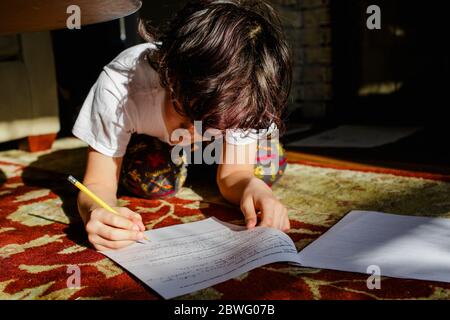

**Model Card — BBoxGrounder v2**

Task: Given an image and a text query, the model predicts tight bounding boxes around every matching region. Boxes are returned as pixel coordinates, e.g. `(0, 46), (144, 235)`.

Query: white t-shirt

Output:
(72, 43), (277, 157)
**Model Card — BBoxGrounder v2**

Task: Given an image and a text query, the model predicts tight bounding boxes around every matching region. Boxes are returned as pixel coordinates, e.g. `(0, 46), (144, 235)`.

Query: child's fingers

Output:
(272, 201), (284, 230)
(273, 211), (282, 230)
(96, 210), (140, 231)
(89, 233), (136, 250)
(284, 216), (290, 231)
(115, 207), (143, 222)
(276, 206), (289, 231)
(131, 216), (146, 232)
(259, 199), (276, 228)
(135, 221), (146, 232)
(93, 243), (110, 252)
(115, 207), (146, 231)
(282, 209), (290, 231)
(277, 205), (287, 230)
(240, 197), (257, 228)
(92, 222), (144, 242)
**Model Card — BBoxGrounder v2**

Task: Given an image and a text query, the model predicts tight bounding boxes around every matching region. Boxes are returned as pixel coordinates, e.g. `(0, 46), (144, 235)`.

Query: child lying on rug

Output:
(72, 0), (292, 251)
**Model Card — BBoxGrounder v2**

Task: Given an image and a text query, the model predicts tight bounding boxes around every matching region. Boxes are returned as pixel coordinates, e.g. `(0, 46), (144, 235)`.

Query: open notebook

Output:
(102, 210), (450, 299)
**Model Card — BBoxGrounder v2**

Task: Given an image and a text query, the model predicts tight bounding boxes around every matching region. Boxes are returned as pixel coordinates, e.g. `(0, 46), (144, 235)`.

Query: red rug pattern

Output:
(2, 141), (450, 300)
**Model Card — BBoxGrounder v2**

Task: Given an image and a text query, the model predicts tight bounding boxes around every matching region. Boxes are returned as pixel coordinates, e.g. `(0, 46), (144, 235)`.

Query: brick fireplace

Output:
(274, 0), (449, 126)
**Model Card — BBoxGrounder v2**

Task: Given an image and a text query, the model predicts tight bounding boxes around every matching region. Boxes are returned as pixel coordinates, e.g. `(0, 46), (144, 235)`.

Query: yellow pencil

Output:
(67, 175), (149, 241)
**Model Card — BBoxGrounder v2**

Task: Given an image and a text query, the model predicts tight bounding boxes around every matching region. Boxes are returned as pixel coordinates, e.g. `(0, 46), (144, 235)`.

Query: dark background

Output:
(330, 0), (449, 126)
(49, 0), (450, 169)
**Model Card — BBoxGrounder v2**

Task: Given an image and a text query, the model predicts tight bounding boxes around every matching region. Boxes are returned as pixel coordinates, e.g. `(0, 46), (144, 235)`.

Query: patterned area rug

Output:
(2, 138), (450, 300)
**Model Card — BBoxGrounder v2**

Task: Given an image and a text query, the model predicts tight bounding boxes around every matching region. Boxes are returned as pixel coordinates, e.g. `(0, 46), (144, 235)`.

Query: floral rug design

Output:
(1, 138), (450, 300)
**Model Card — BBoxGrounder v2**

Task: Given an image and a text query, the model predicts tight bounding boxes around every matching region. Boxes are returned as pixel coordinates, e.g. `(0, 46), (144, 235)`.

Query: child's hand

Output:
(240, 177), (290, 232)
(85, 207), (146, 251)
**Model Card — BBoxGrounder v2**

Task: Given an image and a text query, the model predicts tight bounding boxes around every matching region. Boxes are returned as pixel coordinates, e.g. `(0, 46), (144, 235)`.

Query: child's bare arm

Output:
(78, 147), (145, 250)
(78, 147), (121, 221)
(216, 143), (290, 232)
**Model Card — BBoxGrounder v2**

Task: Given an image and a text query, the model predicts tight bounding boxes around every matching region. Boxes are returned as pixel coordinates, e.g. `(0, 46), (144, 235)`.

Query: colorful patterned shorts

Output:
(120, 134), (287, 199)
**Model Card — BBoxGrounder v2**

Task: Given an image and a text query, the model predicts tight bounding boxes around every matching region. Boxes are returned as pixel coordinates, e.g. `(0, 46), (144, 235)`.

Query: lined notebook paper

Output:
(103, 211), (450, 299)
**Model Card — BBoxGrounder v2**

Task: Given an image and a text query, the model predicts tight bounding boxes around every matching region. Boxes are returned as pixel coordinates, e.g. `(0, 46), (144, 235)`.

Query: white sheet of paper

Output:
(298, 210), (450, 283)
(102, 217), (301, 299)
(286, 125), (420, 148)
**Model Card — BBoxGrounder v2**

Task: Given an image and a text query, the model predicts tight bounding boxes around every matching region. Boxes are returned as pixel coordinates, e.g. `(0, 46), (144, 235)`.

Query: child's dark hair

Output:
(139, 0), (292, 133)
